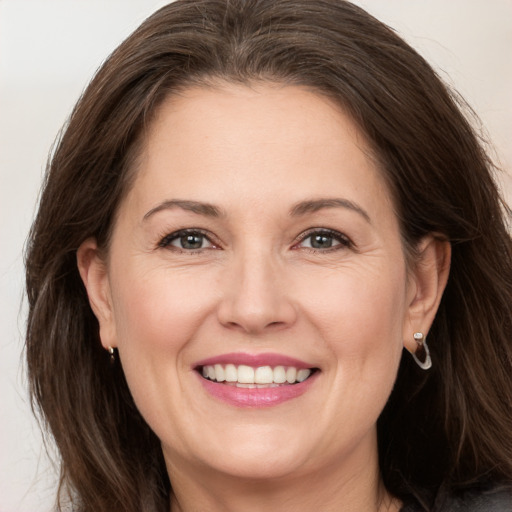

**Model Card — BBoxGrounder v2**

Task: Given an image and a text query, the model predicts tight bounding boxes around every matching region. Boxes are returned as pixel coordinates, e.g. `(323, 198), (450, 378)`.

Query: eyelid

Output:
(158, 228), (220, 250)
(156, 227), (353, 252)
(292, 228), (354, 251)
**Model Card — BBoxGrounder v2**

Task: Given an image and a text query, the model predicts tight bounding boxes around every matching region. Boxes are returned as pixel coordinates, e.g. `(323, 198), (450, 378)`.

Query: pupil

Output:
(311, 234), (332, 249)
(181, 234), (203, 249)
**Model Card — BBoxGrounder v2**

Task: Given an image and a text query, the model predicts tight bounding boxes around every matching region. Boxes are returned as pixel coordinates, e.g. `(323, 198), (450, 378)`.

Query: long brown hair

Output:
(25, 1), (512, 510)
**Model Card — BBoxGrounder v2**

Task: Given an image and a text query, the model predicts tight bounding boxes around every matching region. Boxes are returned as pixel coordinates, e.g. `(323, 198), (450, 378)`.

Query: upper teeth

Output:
(201, 364), (312, 385)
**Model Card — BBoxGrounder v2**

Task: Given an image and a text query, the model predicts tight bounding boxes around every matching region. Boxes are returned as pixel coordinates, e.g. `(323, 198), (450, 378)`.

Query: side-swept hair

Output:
(25, 1), (512, 510)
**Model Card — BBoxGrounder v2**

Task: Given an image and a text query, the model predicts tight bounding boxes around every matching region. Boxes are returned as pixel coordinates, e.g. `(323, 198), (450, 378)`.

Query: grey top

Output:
(401, 487), (512, 511)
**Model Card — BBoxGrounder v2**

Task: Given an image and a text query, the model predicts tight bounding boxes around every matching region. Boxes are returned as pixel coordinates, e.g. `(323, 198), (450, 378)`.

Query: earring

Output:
(108, 346), (116, 364)
(411, 332), (432, 370)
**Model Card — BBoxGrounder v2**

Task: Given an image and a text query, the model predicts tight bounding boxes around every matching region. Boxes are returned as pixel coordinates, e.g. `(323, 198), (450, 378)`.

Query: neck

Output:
(166, 433), (401, 512)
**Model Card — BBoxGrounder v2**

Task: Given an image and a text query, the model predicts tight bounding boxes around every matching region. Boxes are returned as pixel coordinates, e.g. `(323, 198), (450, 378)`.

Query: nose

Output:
(216, 251), (297, 334)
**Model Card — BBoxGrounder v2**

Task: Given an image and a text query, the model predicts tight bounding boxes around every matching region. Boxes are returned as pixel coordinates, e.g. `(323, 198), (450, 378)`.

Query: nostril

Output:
(216, 281), (298, 334)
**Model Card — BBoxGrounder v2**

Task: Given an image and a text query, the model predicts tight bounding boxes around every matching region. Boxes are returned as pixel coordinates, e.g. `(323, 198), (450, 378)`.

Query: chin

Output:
(205, 448), (311, 481)
(170, 423), (318, 481)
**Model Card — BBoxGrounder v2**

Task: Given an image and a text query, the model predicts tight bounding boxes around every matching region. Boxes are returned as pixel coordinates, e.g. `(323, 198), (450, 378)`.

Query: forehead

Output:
(145, 83), (367, 158)
(122, 83), (394, 221)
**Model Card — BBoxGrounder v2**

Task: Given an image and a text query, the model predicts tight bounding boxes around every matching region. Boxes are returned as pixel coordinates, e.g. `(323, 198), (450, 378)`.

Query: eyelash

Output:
(157, 227), (353, 254)
(293, 228), (353, 253)
(158, 229), (217, 253)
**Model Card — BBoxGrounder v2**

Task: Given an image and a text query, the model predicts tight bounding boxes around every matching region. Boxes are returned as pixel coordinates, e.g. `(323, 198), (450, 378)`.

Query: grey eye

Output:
(159, 230), (215, 250)
(171, 233), (212, 250)
(307, 233), (335, 249)
(296, 229), (352, 251)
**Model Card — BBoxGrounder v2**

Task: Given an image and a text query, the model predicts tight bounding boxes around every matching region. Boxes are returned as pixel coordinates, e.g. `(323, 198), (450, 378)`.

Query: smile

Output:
(194, 353), (319, 407)
(200, 364), (313, 387)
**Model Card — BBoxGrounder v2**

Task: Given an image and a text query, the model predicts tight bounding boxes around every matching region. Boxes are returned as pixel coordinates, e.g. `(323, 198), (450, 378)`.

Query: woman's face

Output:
(84, 84), (423, 482)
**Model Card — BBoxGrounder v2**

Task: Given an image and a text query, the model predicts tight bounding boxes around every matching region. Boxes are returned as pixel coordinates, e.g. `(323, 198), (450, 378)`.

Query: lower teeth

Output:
(204, 378), (298, 387)
(231, 382), (282, 388)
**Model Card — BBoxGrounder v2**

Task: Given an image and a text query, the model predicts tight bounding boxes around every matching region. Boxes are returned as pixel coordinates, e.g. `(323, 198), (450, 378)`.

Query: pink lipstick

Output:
(194, 352), (319, 408)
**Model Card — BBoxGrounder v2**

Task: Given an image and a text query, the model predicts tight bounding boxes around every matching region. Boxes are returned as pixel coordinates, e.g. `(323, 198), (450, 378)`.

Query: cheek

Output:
(107, 266), (220, 428)
(109, 265), (218, 358)
(298, 263), (407, 364)
(282, 262), (407, 456)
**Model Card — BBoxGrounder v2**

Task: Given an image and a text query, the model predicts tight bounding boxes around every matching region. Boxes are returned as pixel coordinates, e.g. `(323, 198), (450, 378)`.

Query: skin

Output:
(78, 83), (450, 512)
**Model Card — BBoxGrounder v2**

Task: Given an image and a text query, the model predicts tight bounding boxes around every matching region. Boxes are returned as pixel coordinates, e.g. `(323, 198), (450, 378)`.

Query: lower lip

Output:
(197, 372), (318, 408)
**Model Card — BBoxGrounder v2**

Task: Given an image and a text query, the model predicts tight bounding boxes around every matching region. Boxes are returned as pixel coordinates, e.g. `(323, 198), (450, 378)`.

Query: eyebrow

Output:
(143, 197), (370, 223)
(143, 199), (224, 220)
(290, 198), (371, 223)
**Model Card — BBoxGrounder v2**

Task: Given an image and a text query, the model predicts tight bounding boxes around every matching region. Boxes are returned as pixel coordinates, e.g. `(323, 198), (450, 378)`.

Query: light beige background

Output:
(1, 1), (510, 510)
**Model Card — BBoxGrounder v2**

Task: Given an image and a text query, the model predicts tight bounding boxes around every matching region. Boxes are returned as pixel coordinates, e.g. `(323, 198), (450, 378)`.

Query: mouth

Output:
(198, 364), (317, 388)
(193, 353), (319, 407)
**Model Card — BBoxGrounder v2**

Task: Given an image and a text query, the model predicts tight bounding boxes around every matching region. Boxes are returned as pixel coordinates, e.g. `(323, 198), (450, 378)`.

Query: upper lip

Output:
(194, 352), (315, 370)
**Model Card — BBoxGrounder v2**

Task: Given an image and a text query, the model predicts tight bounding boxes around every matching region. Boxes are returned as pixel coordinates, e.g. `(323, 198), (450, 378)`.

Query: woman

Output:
(25, 0), (512, 511)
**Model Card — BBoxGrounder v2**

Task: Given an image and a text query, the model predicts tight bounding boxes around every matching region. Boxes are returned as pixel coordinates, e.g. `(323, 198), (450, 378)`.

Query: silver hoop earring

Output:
(108, 346), (116, 364)
(411, 332), (432, 370)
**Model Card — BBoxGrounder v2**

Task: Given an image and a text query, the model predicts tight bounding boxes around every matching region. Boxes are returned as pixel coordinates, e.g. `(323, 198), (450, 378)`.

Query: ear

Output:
(403, 235), (451, 354)
(77, 238), (117, 350)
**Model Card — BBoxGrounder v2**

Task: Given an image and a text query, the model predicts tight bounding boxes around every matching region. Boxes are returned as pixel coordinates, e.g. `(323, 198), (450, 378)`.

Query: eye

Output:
(295, 229), (352, 251)
(159, 229), (215, 251)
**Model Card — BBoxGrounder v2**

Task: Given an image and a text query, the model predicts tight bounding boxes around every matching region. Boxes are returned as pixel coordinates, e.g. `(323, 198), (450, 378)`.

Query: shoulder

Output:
(401, 486), (512, 512)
